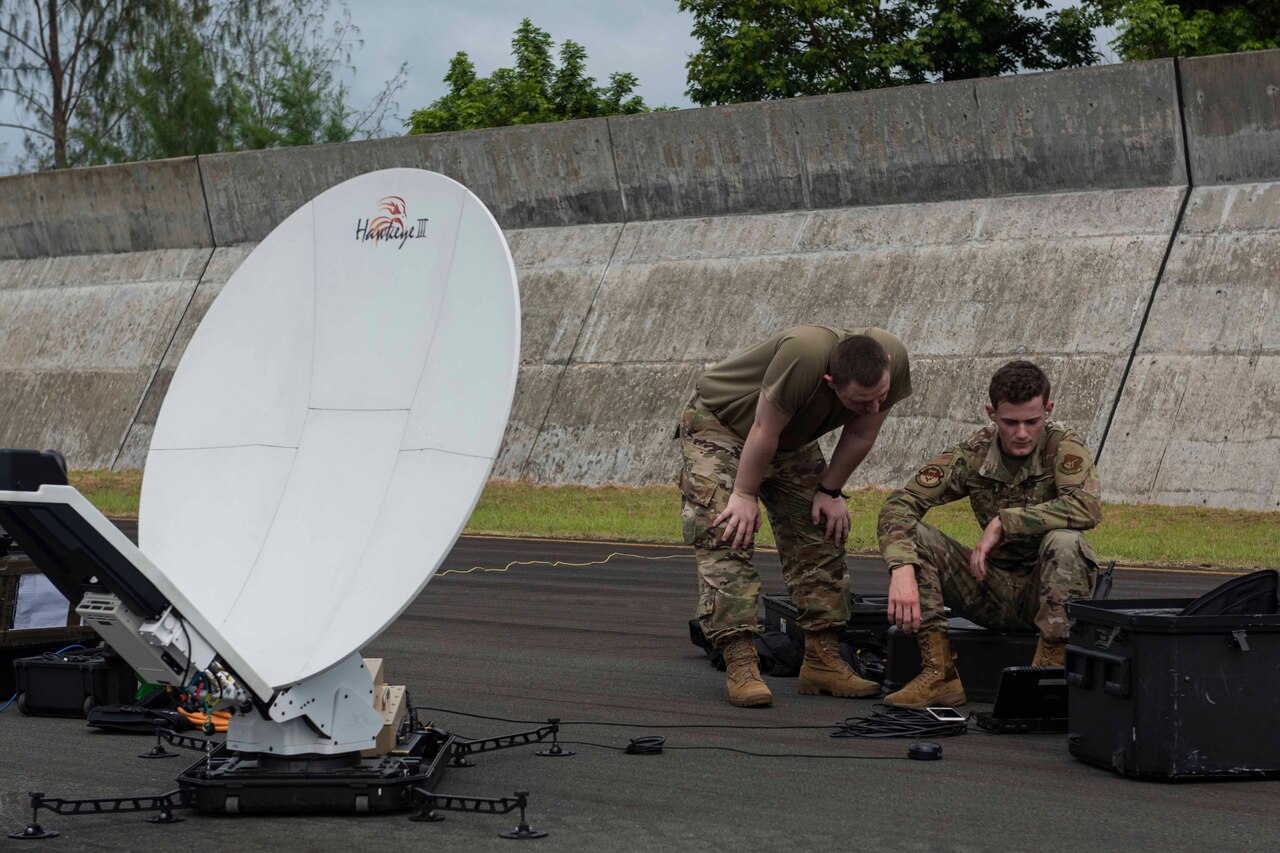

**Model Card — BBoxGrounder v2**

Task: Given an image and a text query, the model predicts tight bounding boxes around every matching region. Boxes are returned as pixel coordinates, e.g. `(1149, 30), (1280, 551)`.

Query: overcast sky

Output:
(0, 0), (1116, 174)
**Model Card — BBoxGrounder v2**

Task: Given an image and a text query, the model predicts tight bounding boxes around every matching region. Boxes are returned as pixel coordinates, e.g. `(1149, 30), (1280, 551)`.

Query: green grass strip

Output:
(72, 472), (1278, 570)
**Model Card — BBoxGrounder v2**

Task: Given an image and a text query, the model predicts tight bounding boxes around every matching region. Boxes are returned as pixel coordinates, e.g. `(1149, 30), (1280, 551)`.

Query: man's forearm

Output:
(999, 490), (1102, 536)
(823, 430), (875, 489)
(732, 428), (779, 497)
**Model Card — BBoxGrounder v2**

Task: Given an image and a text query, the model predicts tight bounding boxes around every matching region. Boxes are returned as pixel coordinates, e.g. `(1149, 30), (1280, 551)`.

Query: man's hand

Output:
(888, 565), (921, 633)
(713, 490), (762, 550)
(811, 491), (850, 544)
(969, 516), (1003, 582)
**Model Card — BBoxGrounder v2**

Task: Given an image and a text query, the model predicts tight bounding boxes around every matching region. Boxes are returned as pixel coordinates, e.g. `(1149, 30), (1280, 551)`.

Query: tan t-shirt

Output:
(696, 326), (911, 450)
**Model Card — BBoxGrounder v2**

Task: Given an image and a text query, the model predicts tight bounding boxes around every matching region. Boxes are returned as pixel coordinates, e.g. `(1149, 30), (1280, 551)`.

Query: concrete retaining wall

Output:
(1, 50), (1278, 508)
(0, 249), (210, 467)
(1102, 183), (1280, 509)
(516, 188), (1183, 487)
(0, 158), (210, 259)
(1099, 50), (1280, 510)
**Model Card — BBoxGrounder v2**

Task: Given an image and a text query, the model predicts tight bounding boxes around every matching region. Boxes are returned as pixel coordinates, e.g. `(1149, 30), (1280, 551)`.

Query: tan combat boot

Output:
(723, 637), (772, 708)
(1032, 636), (1066, 667)
(884, 630), (966, 708)
(796, 630), (881, 698)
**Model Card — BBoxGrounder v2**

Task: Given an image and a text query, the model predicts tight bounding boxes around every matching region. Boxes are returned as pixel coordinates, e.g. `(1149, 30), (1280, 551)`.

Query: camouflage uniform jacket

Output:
(878, 421), (1102, 571)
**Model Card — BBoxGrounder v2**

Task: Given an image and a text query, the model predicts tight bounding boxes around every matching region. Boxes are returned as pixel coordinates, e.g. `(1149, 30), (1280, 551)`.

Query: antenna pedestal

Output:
(229, 653), (383, 757)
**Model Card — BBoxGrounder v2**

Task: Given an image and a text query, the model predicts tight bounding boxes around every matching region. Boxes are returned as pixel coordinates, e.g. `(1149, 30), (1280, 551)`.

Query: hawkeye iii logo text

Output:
(355, 195), (429, 249)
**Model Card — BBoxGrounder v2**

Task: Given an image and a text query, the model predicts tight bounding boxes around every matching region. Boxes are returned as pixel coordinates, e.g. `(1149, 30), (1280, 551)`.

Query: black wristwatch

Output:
(816, 484), (844, 499)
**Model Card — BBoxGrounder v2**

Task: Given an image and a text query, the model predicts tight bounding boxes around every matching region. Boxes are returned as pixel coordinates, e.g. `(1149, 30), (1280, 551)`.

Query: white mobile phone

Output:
(926, 706), (966, 722)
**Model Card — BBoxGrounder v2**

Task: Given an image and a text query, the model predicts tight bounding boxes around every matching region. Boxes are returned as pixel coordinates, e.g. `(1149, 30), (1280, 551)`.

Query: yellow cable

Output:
(436, 551), (688, 577)
(436, 547), (1245, 579)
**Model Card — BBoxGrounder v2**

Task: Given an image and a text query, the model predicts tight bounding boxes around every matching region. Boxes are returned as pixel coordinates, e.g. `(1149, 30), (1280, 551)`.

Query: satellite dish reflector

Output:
(137, 168), (519, 696)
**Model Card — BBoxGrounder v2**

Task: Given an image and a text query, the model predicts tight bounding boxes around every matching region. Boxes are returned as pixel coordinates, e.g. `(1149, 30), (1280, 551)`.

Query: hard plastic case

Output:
(762, 592), (1038, 702)
(13, 646), (137, 717)
(882, 622), (1038, 703)
(1065, 597), (1280, 780)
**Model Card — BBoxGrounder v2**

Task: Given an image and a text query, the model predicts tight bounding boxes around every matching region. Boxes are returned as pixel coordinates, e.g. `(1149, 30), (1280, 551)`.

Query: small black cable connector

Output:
(623, 736), (665, 755)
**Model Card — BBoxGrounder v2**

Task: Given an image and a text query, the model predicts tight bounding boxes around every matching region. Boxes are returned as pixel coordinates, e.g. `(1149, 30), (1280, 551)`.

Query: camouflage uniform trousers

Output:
(908, 522), (1097, 641)
(676, 396), (849, 647)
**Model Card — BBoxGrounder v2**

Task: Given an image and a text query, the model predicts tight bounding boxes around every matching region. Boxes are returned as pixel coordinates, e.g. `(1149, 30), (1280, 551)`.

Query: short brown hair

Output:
(829, 335), (889, 389)
(989, 360), (1051, 407)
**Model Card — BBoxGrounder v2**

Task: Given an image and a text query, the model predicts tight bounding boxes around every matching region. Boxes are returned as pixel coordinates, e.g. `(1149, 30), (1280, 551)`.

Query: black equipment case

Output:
(762, 593), (1036, 702)
(13, 645), (136, 717)
(763, 592), (1038, 702)
(883, 622), (1037, 704)
(1065, 594), (1280, 780)
(761, 592), (890, 647)
(761, 563), (1116, 703)
(2, 546), (98, 697)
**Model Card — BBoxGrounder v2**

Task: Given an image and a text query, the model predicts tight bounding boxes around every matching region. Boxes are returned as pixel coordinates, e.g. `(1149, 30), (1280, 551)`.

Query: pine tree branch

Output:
(0, 19), (45, 60)
(0, 119), (54, 138)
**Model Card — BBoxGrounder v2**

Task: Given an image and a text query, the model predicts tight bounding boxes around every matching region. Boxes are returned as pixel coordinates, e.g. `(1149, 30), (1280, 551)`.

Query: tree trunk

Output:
(48, 0), (66, 168)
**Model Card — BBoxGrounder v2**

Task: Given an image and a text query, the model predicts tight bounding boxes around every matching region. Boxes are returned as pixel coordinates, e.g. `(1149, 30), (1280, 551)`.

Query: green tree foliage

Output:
(916, 0), (1100, 80)
(216, 0), (401, 150)
(407, 19), (651, 135)
(257, 44), (354, 147)
(681, 0), (926, 102)
(0, 0), (159, 168)
(88, 1), (233, 163)
(1091, 0), (1280, 61)
(1, 0), (405, 170)
(679, 0), (1101, 105)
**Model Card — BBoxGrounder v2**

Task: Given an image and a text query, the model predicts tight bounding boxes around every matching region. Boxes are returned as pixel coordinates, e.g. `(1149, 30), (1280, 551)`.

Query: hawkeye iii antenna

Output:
(0, 168), (521, 775)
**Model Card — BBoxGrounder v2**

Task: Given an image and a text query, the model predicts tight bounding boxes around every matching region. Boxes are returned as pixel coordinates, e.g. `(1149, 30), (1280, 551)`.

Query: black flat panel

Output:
(0, 503), (167, 619)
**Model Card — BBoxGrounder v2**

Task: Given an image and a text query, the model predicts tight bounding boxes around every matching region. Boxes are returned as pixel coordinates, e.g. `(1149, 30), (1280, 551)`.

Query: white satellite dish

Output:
(132, 168), (520, 698)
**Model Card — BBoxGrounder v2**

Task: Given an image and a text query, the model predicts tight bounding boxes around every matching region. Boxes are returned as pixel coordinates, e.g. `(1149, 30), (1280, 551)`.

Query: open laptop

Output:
(973, 666), (1069, 733)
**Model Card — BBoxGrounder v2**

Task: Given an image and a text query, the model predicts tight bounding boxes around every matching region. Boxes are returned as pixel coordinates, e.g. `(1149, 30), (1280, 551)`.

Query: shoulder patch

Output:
(1059, 454), (1084, 475)
(915, 464), (945, 489)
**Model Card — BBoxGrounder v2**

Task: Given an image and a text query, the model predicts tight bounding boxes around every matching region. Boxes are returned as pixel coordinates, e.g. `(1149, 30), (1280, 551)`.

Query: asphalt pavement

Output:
(1, 534), (1276, 851)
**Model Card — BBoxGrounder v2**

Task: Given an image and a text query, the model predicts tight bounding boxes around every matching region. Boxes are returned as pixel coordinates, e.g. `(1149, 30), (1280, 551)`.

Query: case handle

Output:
(1066, 645), (1130, 697)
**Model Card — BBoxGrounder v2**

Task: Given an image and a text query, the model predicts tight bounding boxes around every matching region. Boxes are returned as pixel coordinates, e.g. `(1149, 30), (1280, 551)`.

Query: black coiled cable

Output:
(831, 706), (967, 739)
(624, 736), (666, 755)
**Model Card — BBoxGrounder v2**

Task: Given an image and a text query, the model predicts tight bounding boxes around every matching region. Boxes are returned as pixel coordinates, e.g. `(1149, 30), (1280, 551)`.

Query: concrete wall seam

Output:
(1097, 56), (1198, 461)
(109, 247), (218, 470)
(514, 224), (630, 481)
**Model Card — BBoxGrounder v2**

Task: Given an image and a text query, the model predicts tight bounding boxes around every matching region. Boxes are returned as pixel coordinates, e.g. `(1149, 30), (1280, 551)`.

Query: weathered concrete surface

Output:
(492, 223), (623, 480)
(520, 363), (702, 485)
(0, 249), (210, 468)
(191, 57), (1187, 246)
(977, 60), (1186, 194)
(504, 223), (624, 366)
(0, 158), (210, 260)
(491, 366), (565, 481)
(1180, 48), (1280, 186)
(608, 100), (808, 221)
(526, 187), (1183, 486)
(199, 119), (622, 244)
(114, 245), (253, 469)
(793, 60), (1185, 211)
(1101, 182), (1280, 509)
(792, 78), (989, 208)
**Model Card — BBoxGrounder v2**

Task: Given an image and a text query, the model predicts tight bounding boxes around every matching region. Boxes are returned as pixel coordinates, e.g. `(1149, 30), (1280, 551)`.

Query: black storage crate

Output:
(13, 646), (136, 717)
(883, 622), (1038, 704)
(1, 550), (98, 663)
(761, 592), (890, 647)
(1065, 598), (1280, 780)
(762, 593), (1037, 702)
